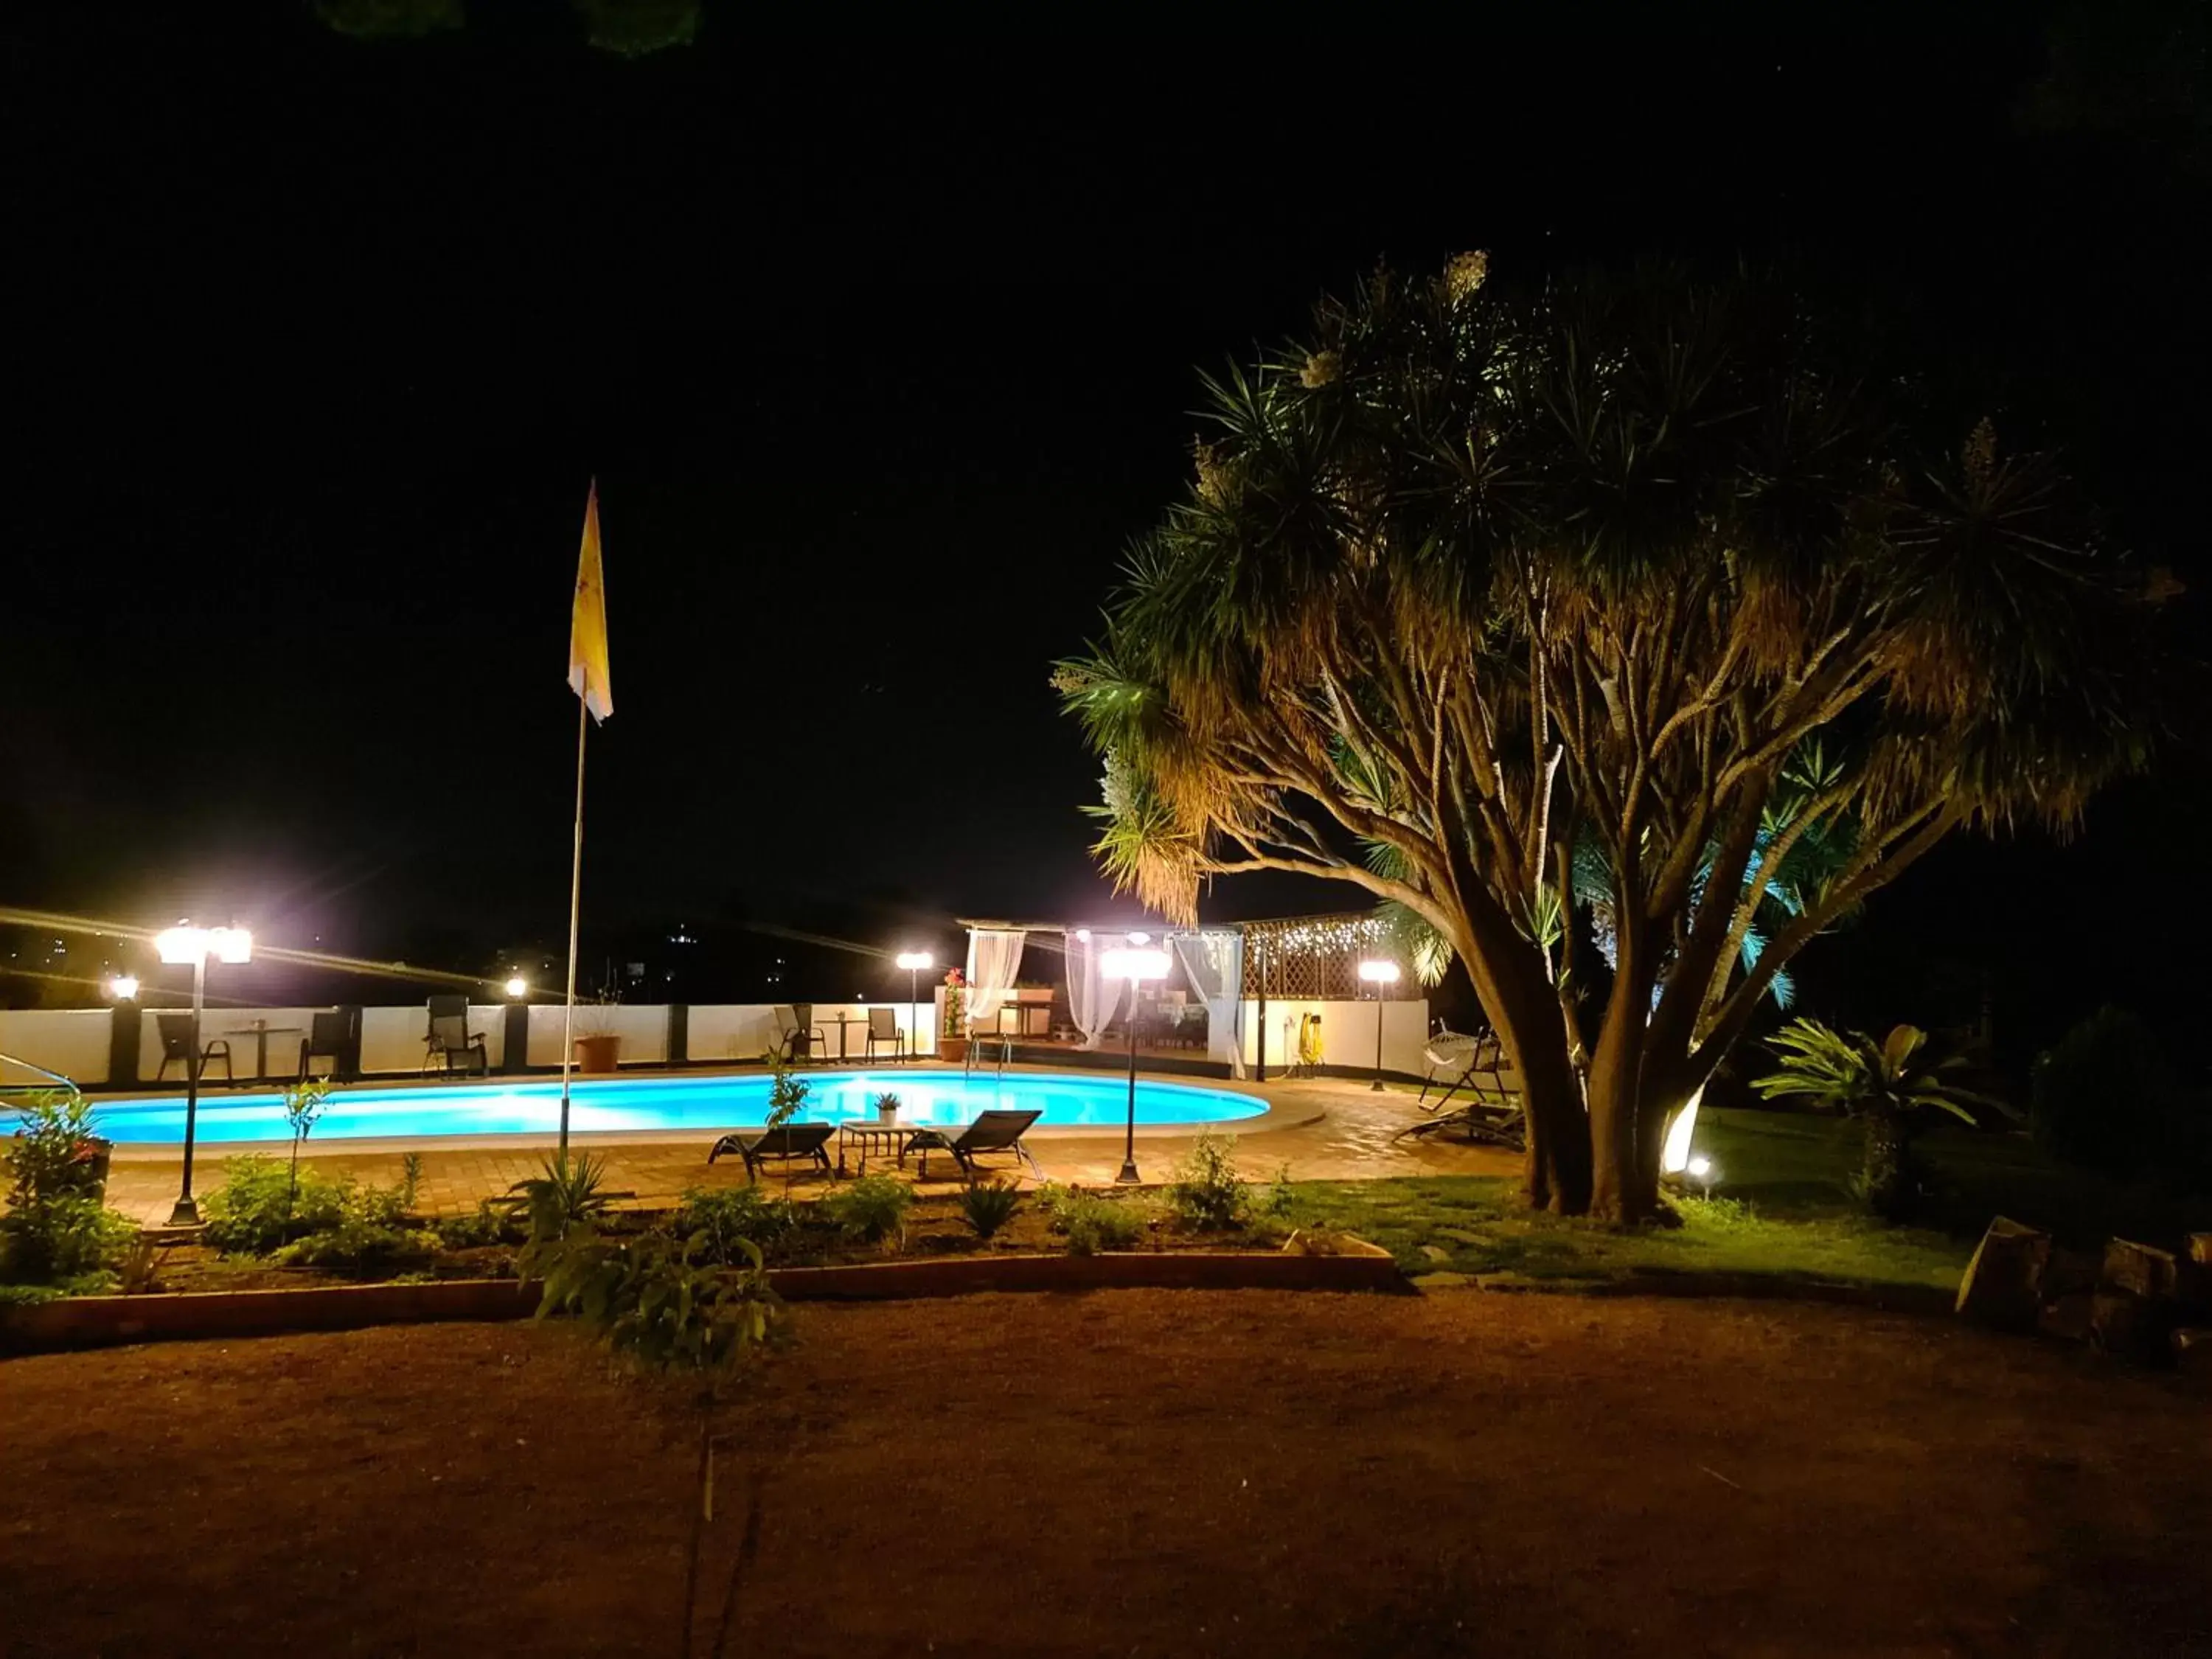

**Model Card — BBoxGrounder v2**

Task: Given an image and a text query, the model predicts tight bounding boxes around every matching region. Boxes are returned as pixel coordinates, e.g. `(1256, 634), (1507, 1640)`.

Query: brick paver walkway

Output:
(98, 1071), (1518, 1225)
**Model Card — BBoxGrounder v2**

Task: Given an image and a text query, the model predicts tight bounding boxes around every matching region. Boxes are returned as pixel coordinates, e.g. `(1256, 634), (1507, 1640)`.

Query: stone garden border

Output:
(0, 1241), (1407, 1354)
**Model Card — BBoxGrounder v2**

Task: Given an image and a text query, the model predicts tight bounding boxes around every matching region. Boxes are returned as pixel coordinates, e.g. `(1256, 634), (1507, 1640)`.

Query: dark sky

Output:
(4, 5), (2207, 1035)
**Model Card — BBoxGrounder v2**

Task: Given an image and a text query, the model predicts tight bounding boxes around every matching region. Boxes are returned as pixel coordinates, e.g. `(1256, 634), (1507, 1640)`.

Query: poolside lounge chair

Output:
(1397, 1029), (1523, 1150)
(904, 1107), (1043, 1182)
(1418, 1026), (1512, 1110)
(864, 1006), (908, 1063)
(425, 995), (488, 1077)
(154, 1015), (232, 1085)
(707, 1121), (836, 1183)
(771, 1004), (830, 1065)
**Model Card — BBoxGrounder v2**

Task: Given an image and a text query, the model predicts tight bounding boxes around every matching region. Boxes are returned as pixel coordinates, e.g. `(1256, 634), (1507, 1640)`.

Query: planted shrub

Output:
(2, 1091), (136, 1288)
(827, 1174), (911, 1246)
(507, 1150), (614, 1245)
(958, 1179), (1020, 1239)
(274, 1195), (438, 1273)
(531, 1222), (788, 1652)
(1053, 1191), (1146, 1256)
(1, 1193), (137, 1288)
(202, 1154), (345, 1254)
(677, 1185), (798, 1264)
(1166, 1132), (1249, 1229)
(269, 1161), (432, 1273)
(434, 1200), (514, 1250)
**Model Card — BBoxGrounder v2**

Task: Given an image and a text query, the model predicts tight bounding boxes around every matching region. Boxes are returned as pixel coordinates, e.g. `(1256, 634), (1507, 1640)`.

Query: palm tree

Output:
(1058, 253), (2166, 1220)
(1753, 1019), (2003, 1220)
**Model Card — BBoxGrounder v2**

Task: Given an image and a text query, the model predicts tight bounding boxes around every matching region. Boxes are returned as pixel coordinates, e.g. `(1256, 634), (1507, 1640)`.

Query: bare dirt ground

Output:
(2, 1290), (2206, 1658)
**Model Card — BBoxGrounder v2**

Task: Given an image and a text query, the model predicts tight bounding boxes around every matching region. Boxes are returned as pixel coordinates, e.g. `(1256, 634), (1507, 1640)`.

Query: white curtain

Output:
(963, 928), (1028, 1037)
(1062, 930), (1130, 1049)
(1170, 930), (1246, 1079)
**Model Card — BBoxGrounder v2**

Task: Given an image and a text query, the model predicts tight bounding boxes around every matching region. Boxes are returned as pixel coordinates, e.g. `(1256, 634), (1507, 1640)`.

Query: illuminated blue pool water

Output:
(65, 1070), (1267, 1146)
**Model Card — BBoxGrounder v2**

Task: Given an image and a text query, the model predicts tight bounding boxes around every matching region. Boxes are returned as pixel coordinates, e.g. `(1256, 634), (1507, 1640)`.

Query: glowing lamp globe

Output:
(1099, 947), (1171, 982)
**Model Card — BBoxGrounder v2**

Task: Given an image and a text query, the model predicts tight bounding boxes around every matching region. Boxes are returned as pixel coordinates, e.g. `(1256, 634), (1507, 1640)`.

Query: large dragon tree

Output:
(1057, 254), (2168, 1220)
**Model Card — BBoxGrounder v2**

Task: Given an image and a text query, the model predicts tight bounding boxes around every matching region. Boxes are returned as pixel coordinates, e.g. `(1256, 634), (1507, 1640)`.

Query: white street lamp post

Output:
(154, 923), (252, 1225)
(1357, 959), (1401, 1092)
(1100, 939), (1171, 1183)
(895, 951), (933, 1062)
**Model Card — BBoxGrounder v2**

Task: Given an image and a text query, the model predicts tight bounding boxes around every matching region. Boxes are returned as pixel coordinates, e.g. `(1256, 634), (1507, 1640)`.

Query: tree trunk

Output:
(1514, 1033), (1590, 1215)
(1447, 917), (1591, 1214)
(1861, 1110), (1915, 1220)
(1586, 919), (1658, 1223)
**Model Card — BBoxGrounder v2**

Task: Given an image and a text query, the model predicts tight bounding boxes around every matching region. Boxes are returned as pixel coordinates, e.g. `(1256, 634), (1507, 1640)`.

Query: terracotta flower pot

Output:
(939, 1037), (968, 1065)
(573, 1034), (622, 1075)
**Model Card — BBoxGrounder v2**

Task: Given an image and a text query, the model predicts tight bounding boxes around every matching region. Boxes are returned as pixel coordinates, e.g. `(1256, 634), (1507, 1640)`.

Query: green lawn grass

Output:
(1308, 1087), (2207, 1294)
(1697, 1106), (2210, 1247)
(1284, 1174), (1969, 1293)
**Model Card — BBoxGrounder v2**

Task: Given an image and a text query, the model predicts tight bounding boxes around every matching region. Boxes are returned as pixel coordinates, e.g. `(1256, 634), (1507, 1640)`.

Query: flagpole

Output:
(557, 687), (588, 1156)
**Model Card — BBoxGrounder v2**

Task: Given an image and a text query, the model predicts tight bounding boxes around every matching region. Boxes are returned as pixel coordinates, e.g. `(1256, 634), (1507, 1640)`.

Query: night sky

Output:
(5, 7), (2206, 1049)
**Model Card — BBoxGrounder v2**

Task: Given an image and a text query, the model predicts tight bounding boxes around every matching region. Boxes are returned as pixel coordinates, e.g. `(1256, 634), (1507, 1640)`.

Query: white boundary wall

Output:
(0, 1009), (116, 1088)
(1237, 998), (1430, 1079)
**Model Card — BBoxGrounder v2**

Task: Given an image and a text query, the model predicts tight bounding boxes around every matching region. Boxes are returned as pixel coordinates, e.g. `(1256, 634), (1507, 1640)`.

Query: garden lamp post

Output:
(154, 923), (251, 1225)
(895, 950), (933, 1062)
(1100, 939), (1171, 1184)
(1357, 959), (1400, 1091)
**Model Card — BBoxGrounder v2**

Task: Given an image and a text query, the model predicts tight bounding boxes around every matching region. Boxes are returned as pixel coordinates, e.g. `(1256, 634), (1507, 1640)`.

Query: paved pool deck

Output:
(94, 1066), (1520, 1225)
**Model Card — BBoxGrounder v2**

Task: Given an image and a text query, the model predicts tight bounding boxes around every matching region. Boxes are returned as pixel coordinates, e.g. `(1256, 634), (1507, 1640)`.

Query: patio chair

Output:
(771, 1004), (830, 1065)
(154, 1014), (232, 1085)
(863, 1006), (908, 1063)
(298, 1009), (356, 1081)
(904, 1107), (1044, 1182)
(1418, 1026), (1509, 1110)
(707, 1121), (836, 1183)
(425, 994), (488, 1077)
(1396, 1030), (1523, 1150)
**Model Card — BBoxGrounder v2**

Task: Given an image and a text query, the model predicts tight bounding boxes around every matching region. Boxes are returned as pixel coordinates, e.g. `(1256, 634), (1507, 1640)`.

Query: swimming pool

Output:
(70, 1069), (1268, 1146)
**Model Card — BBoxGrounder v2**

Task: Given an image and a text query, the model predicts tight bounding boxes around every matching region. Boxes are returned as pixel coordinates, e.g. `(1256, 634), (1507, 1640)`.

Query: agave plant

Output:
(1753, 1019), (2003, 1220)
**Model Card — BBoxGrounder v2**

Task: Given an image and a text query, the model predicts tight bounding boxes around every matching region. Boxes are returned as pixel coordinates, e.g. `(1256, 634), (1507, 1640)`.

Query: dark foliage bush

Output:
(2031, 1007), (2208, 1180)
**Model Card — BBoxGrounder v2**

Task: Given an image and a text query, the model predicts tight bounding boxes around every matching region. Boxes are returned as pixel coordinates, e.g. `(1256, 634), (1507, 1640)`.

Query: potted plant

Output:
(572, 990), (623, 1075)
(873, 1091), (902, 1123)
(939, 968), (968, 1065)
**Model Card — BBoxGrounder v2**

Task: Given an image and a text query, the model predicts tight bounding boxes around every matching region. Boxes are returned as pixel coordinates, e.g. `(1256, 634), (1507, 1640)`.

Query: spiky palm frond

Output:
(1752, 1018), (2006, 1122)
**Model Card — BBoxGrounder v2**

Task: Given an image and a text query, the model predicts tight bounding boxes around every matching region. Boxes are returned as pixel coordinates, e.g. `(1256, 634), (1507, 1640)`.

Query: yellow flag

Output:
(567, 482), (613, 723)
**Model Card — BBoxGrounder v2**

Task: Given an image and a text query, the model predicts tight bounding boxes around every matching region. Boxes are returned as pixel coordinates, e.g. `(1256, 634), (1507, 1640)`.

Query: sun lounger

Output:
(707, 1121), (835, 1182)
(903, 1107), (1043, 1181)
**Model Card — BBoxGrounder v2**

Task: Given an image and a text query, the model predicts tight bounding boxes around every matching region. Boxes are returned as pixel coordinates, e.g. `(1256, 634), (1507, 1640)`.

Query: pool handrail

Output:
(0, 1050), (79, 1099)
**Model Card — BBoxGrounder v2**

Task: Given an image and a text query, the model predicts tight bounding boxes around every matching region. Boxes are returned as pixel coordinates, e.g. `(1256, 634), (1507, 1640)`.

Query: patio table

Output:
(818, 1014), (869, 1062)
(223, 1020), (304, 1083)
(835, 1117), (914, 1177)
